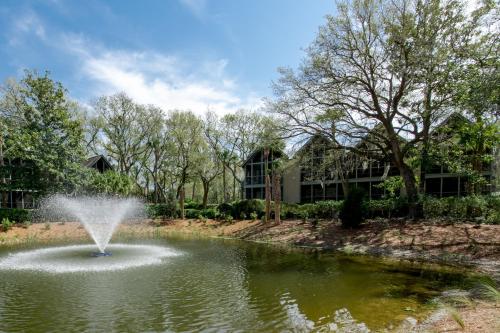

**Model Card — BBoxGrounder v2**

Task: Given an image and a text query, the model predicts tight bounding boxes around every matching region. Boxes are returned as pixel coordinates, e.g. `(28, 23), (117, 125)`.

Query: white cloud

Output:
(179, 0), (208, 19)
(62, 34), (262, 116)
(8, 10), (46, 45)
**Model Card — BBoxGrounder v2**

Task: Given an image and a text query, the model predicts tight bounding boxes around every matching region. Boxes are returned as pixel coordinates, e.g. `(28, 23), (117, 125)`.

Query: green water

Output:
(0, 237), (476, 332)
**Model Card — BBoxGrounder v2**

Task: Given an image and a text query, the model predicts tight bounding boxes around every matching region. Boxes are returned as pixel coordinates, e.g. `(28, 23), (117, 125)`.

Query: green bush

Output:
(146, 200), (178, 219)
(1, 218), (12, 232)
(232, 199), (265, 218)
(0, 209), (32, 223)
(201, 208), (219, 219)
(340, 187), (367, 228)
(217, 202), (233, 216)
(185, 209), (202, 219)
(280, 201), (342, 220)
(250, 211), (258, 221)
(313, 200), (343, 219)
(422, 195), (499, 223)
(184, 200), (204, 210)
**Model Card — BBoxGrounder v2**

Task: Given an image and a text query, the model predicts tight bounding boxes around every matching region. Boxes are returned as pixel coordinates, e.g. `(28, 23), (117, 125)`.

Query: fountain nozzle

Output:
(91, 252), (112, 257)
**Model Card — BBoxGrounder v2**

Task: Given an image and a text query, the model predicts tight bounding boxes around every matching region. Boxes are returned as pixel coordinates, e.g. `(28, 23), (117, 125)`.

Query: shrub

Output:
(217, 202), (234, 216)
(340, 187), (367, 228)
(201, 208), (219, 219)
(232, 199), (265, 219)
(250, 211), (258, 221)
(313, 200), (343, 219)
(367, 199), (394, 218)
(146, 194), (178, 219)
(185, 209), (202, 219)
(222, 214), (233, 223)
(0, 209), (32, 223)
(422, 195), (498, 222)
(184, 200), (203, 210)
(1, 218), (12, 232)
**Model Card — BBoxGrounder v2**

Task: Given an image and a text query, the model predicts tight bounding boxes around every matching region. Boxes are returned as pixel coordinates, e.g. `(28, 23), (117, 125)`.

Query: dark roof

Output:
(84, 155), (113, 170)
(242, 148), (286, 166)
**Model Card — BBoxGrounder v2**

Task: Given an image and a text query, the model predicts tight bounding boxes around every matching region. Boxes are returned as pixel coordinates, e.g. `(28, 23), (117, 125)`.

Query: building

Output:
(242, 116), (497, 203)
(243, 149), (283, 200)
(1, 155), (113, 209)
(84, 155), (113, 173)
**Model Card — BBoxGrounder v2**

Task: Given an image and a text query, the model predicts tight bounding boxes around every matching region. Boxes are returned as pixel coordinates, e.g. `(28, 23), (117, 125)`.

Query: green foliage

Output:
(340, 188), (367, 228)
(146, 194), (178, 219)
(0, 208), (31, 223)
(85, 170), (135, 195)
(374, 176), (403, 198)
(185, 209), (201, 219)
(1, 70), (86, 194)
(184, 200), (204, 210)
(250, 211), (258, 221)
(232, 199), (265, 219)
(200, 208), (219, 219)
(280, 201), (342, 220)
(220, 214), (233, 223)
(423, 195), (499, 223)
(1, 218), (12, 232)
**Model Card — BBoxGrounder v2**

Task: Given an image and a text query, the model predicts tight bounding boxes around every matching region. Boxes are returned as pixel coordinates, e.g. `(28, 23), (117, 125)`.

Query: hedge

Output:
(423, 195), (499, 223)
(0, 209), (32, 223)
(145, 195), (500, 224)
(146, 203), (178, 219)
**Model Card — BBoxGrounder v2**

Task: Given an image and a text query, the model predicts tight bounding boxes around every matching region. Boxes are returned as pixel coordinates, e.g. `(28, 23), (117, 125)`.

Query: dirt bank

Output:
(1, 218), (499, 275)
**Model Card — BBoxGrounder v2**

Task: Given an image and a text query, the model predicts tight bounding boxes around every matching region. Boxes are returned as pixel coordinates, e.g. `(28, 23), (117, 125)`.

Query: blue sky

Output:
(0, 0), (335, 115)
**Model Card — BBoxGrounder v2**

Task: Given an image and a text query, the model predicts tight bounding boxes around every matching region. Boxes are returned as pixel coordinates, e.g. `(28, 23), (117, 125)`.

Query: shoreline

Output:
(1, 218), (499, 277)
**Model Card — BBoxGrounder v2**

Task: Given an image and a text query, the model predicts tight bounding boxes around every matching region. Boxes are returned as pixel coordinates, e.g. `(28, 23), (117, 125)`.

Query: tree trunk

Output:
(265, 174), (271, 222)
(400, 164), (419, 219)
(191, 181), (196, 201)
(202, 180), (209, 208)
(232, 164), (236, 201)
(179, 186), (185, 220)
(222, 164), (228, 202)
(0, 141), (8, 208)
(264, 148), (271, 223)
(273, 172), (281, 224)
(419, 87), (432, 196)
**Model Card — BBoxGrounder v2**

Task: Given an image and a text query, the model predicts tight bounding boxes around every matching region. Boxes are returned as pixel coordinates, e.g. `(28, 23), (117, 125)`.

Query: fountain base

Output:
(91, 251), (112, 257)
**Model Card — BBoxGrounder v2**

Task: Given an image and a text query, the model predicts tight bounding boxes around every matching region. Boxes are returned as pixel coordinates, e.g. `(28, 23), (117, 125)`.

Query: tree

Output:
(86, 169), (135, 196)
(271, 0), (494, 217)
(92, 93), (149, 176)
(141, 105), (170, 203)
(220, 110), (269, 199)
(0, 70), (85, 196)
(165, 111), (205, 219)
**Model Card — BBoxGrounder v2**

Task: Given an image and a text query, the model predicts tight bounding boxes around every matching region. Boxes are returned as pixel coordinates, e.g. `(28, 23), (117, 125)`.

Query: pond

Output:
(0, 237), (476, 332)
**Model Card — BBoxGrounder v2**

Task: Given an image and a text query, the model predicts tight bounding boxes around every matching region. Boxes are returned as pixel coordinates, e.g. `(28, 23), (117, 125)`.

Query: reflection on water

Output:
(0, 238), (475, 332)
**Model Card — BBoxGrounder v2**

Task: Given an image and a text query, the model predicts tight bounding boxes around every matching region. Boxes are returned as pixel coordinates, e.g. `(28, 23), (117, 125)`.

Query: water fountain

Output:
(0, 195), (181, 273)
(53, 195), (141, 255)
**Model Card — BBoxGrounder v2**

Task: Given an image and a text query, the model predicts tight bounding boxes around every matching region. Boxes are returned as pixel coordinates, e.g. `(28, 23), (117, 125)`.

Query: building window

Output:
(442, 177), (459, 197)
(325, 184), (336, 200)
(313, 184), (324, 202)
(300, 185), (312, 203)
(425, 178), (441, 196)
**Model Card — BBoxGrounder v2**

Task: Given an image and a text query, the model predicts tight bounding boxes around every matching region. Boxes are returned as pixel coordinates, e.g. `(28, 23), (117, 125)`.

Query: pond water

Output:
(0, 237), (476, 332)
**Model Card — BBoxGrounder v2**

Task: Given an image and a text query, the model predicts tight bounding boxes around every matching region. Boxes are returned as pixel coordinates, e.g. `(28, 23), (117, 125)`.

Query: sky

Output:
(0, 0), (335, 115)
